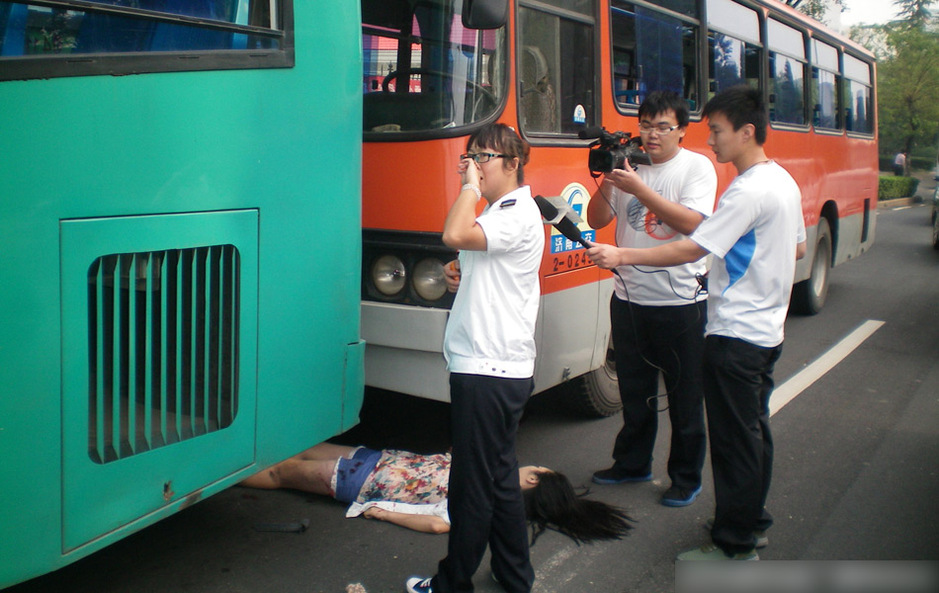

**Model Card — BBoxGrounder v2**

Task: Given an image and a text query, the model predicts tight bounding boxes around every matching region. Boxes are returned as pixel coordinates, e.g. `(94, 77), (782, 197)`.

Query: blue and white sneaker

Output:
(405, 576), (434, 593)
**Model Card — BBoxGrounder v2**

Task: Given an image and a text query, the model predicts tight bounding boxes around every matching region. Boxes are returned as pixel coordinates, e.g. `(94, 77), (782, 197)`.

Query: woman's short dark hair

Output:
(467, 123), (531, 184)
(638, 90), (690, 129)
(702, 85), (768, 145)
(522, 471), (634, 545)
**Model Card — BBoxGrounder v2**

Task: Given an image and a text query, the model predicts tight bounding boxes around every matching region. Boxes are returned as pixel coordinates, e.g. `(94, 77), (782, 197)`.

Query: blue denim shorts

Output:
(334, 447), (382, 503)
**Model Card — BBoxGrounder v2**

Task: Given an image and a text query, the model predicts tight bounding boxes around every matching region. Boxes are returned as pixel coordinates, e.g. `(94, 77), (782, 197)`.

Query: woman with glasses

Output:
(404, 123), (545, 593)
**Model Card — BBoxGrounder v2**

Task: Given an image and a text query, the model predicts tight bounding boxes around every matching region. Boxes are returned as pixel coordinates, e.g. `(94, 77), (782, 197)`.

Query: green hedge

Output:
(910, 155), (935, 170)
(879, 175), (920, 200)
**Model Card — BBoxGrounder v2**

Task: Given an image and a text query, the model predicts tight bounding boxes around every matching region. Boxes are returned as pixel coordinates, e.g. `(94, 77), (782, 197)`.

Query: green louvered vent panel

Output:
(87, 246), (240, 464)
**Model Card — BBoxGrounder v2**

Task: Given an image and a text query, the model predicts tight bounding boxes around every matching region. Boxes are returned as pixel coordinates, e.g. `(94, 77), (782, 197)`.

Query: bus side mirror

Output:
(463, 0), (508, 29)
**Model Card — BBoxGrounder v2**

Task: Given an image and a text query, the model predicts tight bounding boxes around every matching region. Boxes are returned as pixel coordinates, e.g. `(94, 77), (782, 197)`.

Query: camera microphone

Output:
(534, 195), (590, 249)
(578, 126), (605, 140)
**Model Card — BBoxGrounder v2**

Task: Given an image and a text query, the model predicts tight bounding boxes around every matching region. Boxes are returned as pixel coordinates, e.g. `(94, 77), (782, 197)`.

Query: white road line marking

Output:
(770, 319), (885, 416)
(532, 545), (604, 593)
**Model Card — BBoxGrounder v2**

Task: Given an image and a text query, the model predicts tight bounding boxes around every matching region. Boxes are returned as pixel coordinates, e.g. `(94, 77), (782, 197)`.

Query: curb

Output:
(878, 197), (918, 209)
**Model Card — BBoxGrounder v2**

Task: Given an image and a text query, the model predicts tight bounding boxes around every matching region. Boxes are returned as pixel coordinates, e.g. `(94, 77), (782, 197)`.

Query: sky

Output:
(839, 0), (905, 28)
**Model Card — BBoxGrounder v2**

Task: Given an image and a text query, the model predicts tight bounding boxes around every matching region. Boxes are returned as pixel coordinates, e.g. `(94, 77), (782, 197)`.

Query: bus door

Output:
(516, 0), (620, 416)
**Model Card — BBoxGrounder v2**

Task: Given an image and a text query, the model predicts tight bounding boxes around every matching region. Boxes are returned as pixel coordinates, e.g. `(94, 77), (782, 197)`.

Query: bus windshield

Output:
(362, 0), (506, 135)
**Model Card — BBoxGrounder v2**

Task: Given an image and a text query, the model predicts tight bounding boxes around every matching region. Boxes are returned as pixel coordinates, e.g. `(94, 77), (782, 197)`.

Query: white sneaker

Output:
(405, 576), (434, 593)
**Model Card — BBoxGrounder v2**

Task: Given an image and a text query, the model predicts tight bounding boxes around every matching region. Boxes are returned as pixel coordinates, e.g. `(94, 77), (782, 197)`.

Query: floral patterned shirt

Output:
(356, 449), (450, 504)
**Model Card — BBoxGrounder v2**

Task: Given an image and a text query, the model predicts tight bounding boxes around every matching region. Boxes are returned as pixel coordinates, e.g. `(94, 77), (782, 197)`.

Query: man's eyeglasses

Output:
(460, 152), (509, 163)
(638, 124), (679, 135)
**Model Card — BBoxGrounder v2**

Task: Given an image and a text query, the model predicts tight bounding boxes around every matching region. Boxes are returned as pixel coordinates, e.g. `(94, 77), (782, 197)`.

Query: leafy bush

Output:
(879, 175), (920, 199)
(910, 155), (935, 171)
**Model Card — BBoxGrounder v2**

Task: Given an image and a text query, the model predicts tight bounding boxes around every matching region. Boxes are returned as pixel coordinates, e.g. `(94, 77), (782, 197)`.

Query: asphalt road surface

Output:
(8, 201), (939, 593)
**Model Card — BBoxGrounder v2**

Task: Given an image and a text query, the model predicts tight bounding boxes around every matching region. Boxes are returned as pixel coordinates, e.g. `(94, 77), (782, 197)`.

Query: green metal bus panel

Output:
(59, 211), (261, 551)
(0, 2), (364, 586)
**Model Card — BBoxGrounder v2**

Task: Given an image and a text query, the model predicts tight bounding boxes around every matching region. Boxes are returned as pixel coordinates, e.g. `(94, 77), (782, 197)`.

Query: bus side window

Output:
(610, 1), (699, 111)
(0, 0), (283, 79)
(767, 19), (807, 127)
(768, 53), (806, 125)
(810, 39), (841, 131)
(518, 1), (595, 136)
(843, 53), (874, 135)
(706, 0), (761, 99)
(811, 68), (839, 130)
(708, 33), (761, 97)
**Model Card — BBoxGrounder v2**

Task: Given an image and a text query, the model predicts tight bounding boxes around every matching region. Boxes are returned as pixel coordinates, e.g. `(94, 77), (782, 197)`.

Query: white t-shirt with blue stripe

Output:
(691, 161), (806, 348)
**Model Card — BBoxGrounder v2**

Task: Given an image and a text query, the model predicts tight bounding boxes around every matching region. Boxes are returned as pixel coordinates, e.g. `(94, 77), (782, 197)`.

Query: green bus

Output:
(0, 1), (364, 586)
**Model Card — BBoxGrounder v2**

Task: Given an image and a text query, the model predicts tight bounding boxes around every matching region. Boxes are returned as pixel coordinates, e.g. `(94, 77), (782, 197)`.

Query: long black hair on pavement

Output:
(523, 470), (635, 545)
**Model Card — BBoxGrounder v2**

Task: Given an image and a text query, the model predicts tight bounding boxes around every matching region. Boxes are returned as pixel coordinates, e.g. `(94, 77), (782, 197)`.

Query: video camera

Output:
(579, 126), (652, 174)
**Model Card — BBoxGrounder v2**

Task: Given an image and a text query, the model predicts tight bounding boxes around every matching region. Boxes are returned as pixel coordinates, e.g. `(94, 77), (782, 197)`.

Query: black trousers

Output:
(704, 335), (782, 555)
(433, 373), (535, 593)
(608, 296), (707, 490)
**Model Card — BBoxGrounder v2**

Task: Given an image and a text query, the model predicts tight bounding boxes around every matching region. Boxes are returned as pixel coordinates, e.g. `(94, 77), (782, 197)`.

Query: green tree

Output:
(893, 0), (935, 28)
(849, 1), (939, 162)
(784, 0), (846, 25)
(877, 26), (939, 156)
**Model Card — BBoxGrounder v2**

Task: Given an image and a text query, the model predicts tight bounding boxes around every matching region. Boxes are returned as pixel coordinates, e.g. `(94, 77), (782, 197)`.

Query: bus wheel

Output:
(792, 218), (831, 315)
(564, 341), (622, 417)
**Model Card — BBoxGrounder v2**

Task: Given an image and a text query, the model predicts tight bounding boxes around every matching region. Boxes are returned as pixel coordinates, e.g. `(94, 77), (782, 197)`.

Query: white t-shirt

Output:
(691, 161), (806, 348)
(608, 148), (717, 305)
(443, 186), (545, 378)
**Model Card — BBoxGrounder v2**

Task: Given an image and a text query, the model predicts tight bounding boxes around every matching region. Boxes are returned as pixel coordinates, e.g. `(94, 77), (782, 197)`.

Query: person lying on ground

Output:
(241, 442), (634, 544)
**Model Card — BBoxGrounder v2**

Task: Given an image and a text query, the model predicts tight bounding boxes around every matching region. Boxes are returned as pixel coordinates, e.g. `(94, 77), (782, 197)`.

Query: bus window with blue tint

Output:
(768, 19), (806, 126)
(362, 0), (507, 135)
(811, 39), (840, 130)
(0, 0), (287, 79)
(610, 0), (700, 112)
(707, 0), (761, 97)
(843, 53), (874, 135)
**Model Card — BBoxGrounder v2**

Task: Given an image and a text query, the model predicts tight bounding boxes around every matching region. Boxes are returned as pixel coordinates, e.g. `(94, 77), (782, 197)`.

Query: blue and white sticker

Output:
(548, 182), (596, 253)
(573, 104), (586, 125)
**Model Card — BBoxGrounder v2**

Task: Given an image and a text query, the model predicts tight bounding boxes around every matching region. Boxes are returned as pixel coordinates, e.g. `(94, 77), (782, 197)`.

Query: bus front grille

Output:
(87, 246), (240, 464)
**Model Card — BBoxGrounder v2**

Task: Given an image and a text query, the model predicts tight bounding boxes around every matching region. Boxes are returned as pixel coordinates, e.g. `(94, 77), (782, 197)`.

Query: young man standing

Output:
(587, 86), (806, 560)
(586, 90), (717, 507)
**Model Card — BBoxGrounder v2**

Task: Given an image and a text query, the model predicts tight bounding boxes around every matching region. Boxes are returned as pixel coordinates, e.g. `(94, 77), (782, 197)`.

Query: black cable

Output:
(593, 176), (707, 413)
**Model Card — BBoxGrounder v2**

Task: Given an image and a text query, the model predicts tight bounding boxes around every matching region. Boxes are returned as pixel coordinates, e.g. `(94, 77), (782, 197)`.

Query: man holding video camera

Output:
(588, 86), (806, 560)
(586, 90), (717, 507)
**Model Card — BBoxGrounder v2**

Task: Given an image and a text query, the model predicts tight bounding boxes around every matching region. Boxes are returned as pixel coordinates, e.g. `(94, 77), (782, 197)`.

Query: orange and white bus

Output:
(359, 0), (877, 415)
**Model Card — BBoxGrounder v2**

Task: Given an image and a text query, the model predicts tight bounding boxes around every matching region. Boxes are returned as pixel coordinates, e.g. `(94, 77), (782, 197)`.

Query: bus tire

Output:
(563, 346), (622, 417)
(792, 217), (831, 315)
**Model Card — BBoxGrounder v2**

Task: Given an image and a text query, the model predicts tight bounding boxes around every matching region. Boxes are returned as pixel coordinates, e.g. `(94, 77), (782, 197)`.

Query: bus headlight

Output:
(412, 257), (447, 301)
(371, 255), (407, 296)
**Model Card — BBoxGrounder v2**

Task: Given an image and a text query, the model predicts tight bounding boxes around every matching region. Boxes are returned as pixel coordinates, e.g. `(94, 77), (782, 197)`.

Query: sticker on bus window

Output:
(573, 105), (586, 124)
